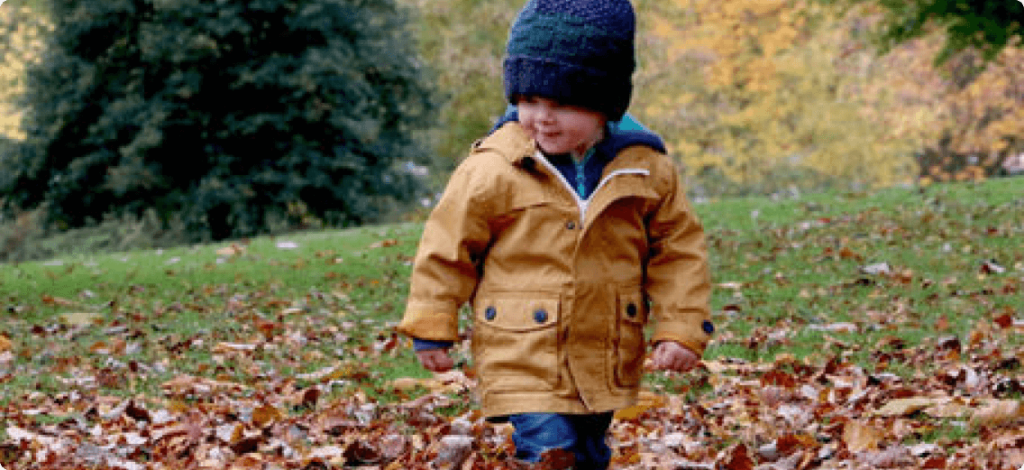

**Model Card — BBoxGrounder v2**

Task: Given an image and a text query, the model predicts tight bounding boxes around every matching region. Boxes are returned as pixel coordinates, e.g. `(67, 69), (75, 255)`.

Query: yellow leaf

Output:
(0, 335), (12, 352)
(390, 377), (428, 392)
(924, 399), (973, 419)
(216, 243), (245, 256)
(60, 312), (101, 327)
(614, 391), (665, 421)
(874, 397), (936, 417)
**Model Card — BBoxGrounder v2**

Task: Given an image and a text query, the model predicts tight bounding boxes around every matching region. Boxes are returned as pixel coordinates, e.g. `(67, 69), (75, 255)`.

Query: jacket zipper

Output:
(534, 151), (650, 223)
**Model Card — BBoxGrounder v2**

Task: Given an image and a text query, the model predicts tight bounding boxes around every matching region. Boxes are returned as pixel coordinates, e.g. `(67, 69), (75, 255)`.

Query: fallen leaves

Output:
(161, 374), (249, 397)
(969, 399), (1024, 428)
(2, 189), (1022, 468)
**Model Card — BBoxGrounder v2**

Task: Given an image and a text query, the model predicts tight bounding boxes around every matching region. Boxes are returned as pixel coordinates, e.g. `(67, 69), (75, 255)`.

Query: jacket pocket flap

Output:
(477, 296), (560, 332)
(507, 190), (554, 211)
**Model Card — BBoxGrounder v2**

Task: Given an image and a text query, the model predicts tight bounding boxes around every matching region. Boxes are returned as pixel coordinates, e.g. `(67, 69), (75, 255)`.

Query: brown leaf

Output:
(252, 404), (283, 428)
(775, 433), (818, 455)
(0, 334), (12, 352)
(89, 338), (126, 355)
(720, 443), (754, 470)
(857, 446), (914, 467)
(379, 434), (408, 461)
(969, 399), (1023, 429)
(305, 445), (346, 466)
(161, 374), (247, 396)
(369, 239), (399, 249)
(980, 259), (1006, 274)
(760, 369), (797, 388)
(842, 421), (883, 452)
(435, 435), (474, 468)
(839, 246), (862, 261)
(538, 448), (576, 470)
(43, 294), (76, 307)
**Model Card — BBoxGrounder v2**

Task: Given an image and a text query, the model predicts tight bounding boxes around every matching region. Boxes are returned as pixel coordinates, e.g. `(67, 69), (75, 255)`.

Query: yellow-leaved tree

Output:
(914, 43), (1024, 184)
(632, 0), (946, 195)
(0, 3), (51, 141)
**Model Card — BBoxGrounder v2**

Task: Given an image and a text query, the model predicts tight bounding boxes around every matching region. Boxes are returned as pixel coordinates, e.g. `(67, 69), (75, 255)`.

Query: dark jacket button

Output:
(626, 303), (638, 317)
(566, 221), (576, 230)
(702, 320), (715, 334)
(485, 307), (497, 321)
(534, 309), (548, 323)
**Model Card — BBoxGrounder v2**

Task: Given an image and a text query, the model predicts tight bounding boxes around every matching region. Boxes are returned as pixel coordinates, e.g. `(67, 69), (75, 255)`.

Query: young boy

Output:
(397, 0), (713, 468)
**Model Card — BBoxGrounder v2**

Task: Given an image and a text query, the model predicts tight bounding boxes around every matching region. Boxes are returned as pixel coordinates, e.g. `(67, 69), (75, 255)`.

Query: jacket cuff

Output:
(651, 319), (714, 357)
(396, 307), (460, 342)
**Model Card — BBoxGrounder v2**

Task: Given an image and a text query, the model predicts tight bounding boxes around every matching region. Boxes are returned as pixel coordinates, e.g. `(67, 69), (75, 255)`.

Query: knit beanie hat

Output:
(503, 0), (636, 121)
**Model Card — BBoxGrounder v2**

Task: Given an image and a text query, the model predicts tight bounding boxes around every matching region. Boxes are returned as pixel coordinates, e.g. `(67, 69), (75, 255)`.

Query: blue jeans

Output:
(508, 412), (614, 470)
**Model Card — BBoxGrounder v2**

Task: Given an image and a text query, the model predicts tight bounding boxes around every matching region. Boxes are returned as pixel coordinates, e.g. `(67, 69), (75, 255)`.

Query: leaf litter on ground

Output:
(1, 180), (1022, 468)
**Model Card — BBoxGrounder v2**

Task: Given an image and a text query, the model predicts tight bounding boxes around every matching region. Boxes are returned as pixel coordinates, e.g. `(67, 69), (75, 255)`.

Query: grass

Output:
(698, 179), (1022, 373)
(1, 178), (1022, 410)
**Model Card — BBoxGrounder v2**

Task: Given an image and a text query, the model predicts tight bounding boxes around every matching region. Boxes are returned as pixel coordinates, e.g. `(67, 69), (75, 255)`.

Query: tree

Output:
(835, 0), (1024, 62)
(0, 2), (49, 142)
(0, 0), (437, 241)
(631, 0), (931, 195)
(816, 0), (1024, 182)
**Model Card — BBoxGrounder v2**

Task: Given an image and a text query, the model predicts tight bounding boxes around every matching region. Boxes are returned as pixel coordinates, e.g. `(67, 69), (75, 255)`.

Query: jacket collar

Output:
(473, 122), (537, 168)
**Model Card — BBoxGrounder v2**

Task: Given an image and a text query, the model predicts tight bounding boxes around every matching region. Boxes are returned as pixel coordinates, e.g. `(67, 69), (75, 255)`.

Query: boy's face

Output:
(517, 96), (607, 157)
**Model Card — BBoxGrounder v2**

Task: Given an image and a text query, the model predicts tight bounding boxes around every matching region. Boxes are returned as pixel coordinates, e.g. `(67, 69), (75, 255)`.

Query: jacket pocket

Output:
(613, 289), (648, 388)
(472, 294), (561, 392)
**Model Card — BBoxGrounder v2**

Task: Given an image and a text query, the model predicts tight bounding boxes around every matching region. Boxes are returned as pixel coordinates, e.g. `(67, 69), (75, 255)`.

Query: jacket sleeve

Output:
(644, 160), (713, 356)
(396, 157), (494, 342)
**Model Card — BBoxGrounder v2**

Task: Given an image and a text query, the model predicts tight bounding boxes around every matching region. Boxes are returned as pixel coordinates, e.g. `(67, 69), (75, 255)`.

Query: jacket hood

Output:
(489, 107), (666, 160)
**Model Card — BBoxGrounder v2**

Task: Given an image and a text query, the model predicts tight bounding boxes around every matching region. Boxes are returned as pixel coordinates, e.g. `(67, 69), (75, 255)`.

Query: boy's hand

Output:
(649, 341), (700, 373)
(416, 348), (455, 372)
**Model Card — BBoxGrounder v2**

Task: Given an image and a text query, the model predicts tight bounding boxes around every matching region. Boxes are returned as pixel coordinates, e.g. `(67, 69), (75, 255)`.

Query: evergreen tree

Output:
(0, 0), (437, 241)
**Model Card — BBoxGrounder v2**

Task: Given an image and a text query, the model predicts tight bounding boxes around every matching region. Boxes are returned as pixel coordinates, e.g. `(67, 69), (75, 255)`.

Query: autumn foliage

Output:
(401, 0), (1024, 198)
(3, 0), (1022, 206)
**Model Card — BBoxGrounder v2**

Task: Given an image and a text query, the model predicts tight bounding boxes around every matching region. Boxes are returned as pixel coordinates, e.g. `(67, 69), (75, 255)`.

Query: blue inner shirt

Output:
(492, 105), (665, 200)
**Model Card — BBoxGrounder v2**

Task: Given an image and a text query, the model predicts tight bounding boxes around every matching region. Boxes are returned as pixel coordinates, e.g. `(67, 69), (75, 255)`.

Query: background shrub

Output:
(0, 0), (438, 243)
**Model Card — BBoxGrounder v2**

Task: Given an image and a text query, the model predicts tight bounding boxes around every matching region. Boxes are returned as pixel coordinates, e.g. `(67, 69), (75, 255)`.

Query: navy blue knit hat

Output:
(503, 0), (636, 121)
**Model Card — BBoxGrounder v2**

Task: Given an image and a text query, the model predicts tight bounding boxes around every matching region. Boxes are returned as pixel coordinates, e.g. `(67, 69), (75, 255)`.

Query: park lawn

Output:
(0, 178), (1021, 468)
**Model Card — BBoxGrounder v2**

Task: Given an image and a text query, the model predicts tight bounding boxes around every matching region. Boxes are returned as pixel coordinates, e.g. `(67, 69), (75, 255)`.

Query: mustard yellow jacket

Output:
(397, 122), (712, 418)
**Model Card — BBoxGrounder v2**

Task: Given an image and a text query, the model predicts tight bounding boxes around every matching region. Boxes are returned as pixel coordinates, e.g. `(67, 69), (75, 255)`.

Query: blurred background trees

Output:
(818, 0), (1024, 186)
(405, 0), (1023, 197)
(1, 0), (437, 246)
(0, 0), (1021, 260)
(834, 0), (1024, 61)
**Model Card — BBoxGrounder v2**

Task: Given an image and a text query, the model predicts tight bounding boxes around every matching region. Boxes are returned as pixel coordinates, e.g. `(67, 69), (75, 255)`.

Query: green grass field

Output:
(1, 178), (1021, 468)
